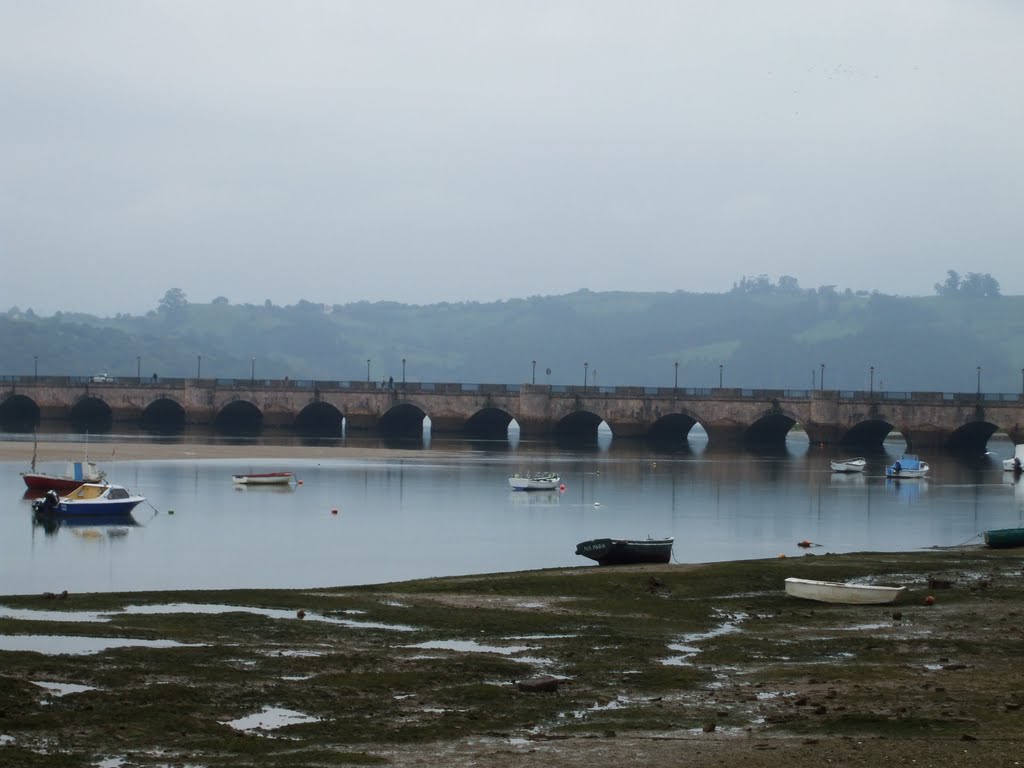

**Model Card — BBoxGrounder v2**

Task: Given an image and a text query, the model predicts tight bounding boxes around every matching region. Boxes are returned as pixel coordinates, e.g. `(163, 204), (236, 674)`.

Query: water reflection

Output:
(32, 510), (140, 536)
(2, 432), (1022, 595)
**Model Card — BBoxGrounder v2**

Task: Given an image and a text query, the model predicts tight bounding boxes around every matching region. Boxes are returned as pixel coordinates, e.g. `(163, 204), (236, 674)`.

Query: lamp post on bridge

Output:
(674, 361), (678, 391)
(366, 359), (370, 382)
(719, 364), (723, 388)
(402, 358), (406, 385)
(583, 362), (588, 392)
(251, 357), (255, 384)
(197, 355), (201, 379)
(820, 363), (825, 391)
(532, 360), (536, 385)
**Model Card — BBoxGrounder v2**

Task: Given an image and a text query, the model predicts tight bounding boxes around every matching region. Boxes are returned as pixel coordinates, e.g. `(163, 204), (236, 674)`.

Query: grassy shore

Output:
(2, 548), (1023, 767)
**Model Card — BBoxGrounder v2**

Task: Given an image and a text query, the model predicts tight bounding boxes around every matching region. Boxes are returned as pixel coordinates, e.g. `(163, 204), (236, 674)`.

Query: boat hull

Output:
(36, 483), (147, 517)
(575, 537), (674, 566)
(885, 455), (929, 478)
(784, 577), (906, 605)
(830, 459), (866, 473)
(508, 474), (560, 491)
(56, 498), (144, 515)
(22, 473), (95, 492)
(983, 527), (1024, 548)
(232, 472), (294, 485)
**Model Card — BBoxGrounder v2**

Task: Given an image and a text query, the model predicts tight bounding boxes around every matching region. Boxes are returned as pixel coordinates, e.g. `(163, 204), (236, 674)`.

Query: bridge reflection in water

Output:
(2, 375), (1023, 451)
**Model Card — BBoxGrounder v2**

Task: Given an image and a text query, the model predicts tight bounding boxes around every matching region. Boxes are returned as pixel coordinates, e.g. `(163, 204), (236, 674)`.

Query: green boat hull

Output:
(984, 527), (1024, 548)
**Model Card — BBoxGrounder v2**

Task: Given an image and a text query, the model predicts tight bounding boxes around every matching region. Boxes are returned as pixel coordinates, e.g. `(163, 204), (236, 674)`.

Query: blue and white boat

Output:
(32, 483), (146, 516)
(885, 455), (930, 479)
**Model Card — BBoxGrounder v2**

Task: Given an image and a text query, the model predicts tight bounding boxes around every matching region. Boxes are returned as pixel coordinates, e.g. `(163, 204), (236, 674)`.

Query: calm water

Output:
(2, 433), (1022, 596)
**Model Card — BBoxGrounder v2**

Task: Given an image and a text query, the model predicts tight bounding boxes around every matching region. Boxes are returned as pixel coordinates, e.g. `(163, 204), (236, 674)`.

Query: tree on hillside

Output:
(158, 288), (188, 313)
(960, 272), (1001, 297)
(934, 270), (1000, 297)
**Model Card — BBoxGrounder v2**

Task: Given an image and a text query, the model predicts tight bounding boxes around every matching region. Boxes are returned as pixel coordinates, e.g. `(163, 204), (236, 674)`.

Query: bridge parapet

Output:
(2, 374), (1024, 450)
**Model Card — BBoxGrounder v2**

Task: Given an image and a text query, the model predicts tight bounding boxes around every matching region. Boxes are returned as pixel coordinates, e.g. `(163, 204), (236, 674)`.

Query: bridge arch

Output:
(745, 408), (802, 446)
(465, 407), (514, 439)
(294, 402), (344, 436)
(554, 410), (605, 441)
(837, 419), (895, 447)
(0, 394), (40, 432)
(946, 420), (999, 453)
(646, 412), (706, 443)
(70, 396), (113, 433)
(214, 400), (263, 434)
(140, 398), (186, 434)
(378, 403), (428, 437)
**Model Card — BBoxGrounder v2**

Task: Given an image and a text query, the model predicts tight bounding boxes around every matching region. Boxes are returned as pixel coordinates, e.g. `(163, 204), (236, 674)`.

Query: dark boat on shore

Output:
(983, 527), (1024, 548)
(575, 537), (674, 566)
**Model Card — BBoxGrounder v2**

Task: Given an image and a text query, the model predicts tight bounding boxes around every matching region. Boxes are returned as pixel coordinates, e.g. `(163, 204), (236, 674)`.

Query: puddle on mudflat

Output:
(123, 603), (418, 632)
(32, 680), (96, 696)
(0, 603), (416, 632)
(0, 606), (107, 623)
(560, 697), (629, 720)
(662, 610), (749, 665)
(223, 705), (322, 732)
(269, 650), (323, 658)
(0, 634), (203, 655)
(404, 639), (533, 655)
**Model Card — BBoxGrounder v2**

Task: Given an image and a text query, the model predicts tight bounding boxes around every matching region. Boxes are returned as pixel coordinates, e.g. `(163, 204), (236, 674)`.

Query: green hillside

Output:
(2, 287), (1021, 394)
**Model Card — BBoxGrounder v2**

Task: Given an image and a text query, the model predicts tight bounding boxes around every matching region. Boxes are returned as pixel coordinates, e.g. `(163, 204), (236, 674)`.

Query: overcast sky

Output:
(2, 1), (1023, 316)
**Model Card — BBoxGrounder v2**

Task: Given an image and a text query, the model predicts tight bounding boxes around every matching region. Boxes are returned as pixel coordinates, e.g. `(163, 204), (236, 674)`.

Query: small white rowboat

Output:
(784, 577), (907, 605)
(508, 472), (561, 491)
(231, 472), (295, 486)
(830, 457), (866, 473)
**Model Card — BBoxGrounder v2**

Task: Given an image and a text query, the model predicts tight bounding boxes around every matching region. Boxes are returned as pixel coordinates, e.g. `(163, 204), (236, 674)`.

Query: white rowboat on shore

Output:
(784, 577), (907, 605)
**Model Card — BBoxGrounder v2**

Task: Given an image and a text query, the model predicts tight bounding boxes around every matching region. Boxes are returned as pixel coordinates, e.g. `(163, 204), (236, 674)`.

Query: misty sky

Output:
(2, 1), (1023, 316)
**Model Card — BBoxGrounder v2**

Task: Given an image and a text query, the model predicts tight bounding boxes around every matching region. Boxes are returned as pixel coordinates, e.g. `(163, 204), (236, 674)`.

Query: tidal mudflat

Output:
(2, 548), (1023, 767)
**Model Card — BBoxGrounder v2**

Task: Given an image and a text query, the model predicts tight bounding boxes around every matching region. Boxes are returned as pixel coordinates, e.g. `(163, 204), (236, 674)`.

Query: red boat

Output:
(22, 461), (105, 493)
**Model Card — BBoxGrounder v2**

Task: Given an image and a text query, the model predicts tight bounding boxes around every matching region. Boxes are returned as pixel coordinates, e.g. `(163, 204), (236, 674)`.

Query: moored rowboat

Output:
(575, 537), (674, 566)
(508, 472), (560, 491)
(784, 577), (907, 605)
(231, 472), (295, 485)
(830, 457), (866, 473)
(983, 527), (1024, 549)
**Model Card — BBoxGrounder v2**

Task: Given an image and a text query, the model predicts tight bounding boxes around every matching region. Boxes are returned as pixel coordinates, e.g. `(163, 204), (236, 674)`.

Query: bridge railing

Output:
(4, 374), (1024, 404)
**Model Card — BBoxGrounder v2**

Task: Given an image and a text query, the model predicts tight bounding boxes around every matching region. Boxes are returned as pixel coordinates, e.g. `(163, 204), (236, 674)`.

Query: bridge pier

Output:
(430, 416), (467, 435)
(804, 422), (847, 446)
(516, 418), (554, 439)
(345, 414), (379, 431)
(702, 423), (747, 448)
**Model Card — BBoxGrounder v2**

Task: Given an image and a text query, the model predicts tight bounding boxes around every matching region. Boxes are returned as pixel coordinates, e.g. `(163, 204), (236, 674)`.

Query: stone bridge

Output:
(2, 375), (1023, 451)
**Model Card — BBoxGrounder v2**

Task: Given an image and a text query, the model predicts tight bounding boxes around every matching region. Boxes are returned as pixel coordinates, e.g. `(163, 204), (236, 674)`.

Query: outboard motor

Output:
(32, 489), (61, 514)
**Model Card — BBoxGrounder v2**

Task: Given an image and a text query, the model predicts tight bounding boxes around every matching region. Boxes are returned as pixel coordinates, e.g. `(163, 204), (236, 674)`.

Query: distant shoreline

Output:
(0, 439), (440, 463)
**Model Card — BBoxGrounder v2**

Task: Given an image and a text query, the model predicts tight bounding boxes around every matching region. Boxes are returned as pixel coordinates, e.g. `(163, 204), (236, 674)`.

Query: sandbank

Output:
(0, 439), (439, 463)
